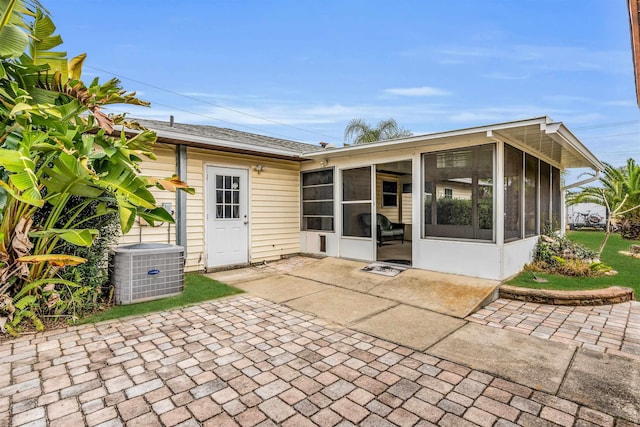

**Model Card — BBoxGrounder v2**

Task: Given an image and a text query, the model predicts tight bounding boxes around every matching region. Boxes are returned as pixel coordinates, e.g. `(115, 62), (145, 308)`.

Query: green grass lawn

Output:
(507, 231), (640, 299)
(76, 273), (243, 324)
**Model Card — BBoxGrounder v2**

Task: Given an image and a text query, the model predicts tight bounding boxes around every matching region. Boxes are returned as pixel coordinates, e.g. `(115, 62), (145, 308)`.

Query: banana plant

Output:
(0, 2), (193, 335)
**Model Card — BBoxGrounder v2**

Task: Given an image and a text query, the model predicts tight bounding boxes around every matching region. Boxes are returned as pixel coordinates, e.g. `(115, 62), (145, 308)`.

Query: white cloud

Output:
(603, 100), (637, 107)
(433, 44), (629, 74)
(383, 86), (451, 97)
(482, 72), (530, 80)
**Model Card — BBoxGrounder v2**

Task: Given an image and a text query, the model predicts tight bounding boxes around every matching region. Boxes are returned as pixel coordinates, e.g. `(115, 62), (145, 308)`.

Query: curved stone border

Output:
(499, 285), (635, 306)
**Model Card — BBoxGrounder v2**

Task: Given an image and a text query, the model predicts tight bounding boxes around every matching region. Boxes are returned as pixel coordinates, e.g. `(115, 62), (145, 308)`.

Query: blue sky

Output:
(49, 0), (638, 178)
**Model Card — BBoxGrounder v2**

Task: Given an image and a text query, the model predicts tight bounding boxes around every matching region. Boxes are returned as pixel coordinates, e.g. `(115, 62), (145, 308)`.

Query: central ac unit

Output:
(111, 243), (185, 305)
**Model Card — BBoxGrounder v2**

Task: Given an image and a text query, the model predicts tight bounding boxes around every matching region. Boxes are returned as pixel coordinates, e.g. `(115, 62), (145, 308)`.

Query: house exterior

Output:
(123, 116), (603, 281)
(119, 119), (324, 273)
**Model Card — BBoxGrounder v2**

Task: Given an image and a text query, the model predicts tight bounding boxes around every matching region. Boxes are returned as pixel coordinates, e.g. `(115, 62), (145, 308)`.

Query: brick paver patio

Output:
(1, 295), (637, 426)
(467, 298), (640, 358)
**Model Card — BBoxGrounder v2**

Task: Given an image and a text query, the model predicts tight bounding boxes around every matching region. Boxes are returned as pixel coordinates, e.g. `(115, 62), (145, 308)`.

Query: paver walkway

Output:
(468, 298), (640, 358)
(1, 295), (637, 426)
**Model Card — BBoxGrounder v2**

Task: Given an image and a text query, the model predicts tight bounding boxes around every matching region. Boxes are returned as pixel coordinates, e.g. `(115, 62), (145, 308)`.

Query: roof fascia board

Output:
(117, 125), (310, 160)
(543, 123), (605, 171)
(304, 116), (552, 158)
(154, 129), (305, 158)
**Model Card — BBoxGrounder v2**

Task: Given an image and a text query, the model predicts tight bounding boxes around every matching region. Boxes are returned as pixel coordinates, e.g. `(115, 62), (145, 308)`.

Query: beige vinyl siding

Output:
(437, 182), (472, 200)
(118, 144), (177, 246)
(250, 167), (300, 262)
(376, 173), (400, 223)
(185, 148), (301, 271)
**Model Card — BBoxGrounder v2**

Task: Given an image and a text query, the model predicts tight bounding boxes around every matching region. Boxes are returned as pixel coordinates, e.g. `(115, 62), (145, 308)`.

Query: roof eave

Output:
(154, 128), (306, 158)
(303, 116), (553, 158)
(118, 126), (312, 161)
(304, 116), (603, 171)
(543, 122), (605, 171)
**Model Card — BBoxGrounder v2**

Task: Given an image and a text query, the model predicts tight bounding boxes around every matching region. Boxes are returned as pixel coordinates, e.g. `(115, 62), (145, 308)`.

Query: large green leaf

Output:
(0, 180), (42, 207)
(117, 202), (136, 234)
(29, 228), (98, 247)
(29, 9), (67, 79)
(8, 170), (39, 204)
(97, 162), (156, 209)
(138, 206), (175, 226)
(41, 152), (103, 198)
(0, 147), (35, 173)
(0, 23), (27, 58)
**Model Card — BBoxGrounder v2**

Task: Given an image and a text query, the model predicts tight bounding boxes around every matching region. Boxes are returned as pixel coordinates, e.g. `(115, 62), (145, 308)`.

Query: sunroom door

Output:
(339, 166), (375, 261)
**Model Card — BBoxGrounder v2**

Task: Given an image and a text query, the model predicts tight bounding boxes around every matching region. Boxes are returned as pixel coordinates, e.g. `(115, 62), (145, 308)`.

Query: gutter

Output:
(562, 170), (601, 191)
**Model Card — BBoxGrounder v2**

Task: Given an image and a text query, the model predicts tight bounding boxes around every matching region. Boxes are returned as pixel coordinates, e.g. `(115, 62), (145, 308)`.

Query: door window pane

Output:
(215, 174), (241, 219)
(343, 203), (372, 237)
(342, 167), (372, 238)
(343, 167), (371, 201)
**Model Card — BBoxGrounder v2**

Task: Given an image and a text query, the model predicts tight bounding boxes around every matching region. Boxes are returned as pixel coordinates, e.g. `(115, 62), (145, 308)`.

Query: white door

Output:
(339, 166), (375, 261)
(206, 167), (249, 267)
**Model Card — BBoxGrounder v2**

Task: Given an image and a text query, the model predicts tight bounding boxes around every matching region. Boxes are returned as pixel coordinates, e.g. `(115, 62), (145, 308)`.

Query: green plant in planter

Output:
(529, 231), (612, 277)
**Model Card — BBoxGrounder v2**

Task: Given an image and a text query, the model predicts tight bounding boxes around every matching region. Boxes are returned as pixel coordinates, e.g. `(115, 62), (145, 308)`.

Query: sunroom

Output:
(299, 117), (604, 280)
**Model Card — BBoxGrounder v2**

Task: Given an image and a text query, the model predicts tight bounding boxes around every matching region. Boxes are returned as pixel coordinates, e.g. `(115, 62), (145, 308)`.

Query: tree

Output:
(567, 158), (640, 255)
(0, 1), (193, 335)
(344, 118), (412, 145)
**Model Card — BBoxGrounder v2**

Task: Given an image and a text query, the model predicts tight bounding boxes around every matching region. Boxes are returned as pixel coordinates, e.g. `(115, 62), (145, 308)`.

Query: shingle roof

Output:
(135, 119), (324, 157)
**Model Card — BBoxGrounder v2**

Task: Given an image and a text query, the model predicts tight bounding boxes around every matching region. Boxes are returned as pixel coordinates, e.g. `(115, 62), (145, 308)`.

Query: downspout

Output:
(561, 170), (601, 191)
(176, 144), (187, 256)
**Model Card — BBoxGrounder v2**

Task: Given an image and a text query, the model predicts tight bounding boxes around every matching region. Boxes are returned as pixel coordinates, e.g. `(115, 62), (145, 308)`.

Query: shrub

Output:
(437, 198), (471, 225)
(529, 231), (612, 277)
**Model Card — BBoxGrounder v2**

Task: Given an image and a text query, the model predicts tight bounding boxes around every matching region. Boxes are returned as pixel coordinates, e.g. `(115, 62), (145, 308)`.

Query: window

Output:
(382, 181), (398, 207)
(301, 169), (334, 231)
(524, 154), (538, 237)
(540, 161), (551, 231)
(504, 150), (560, 240)
(423, 144), (494, 240)
(215, 174), (240, 219)
(504, 145), (523, 242)
(552, 166), (562, 231)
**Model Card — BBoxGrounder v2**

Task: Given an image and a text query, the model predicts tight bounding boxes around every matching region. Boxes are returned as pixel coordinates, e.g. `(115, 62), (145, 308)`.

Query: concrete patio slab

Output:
(288, 257), (392, 292)
(352, 304), (466, 350)
(559, 349), (640, 423)
(285, 287), (397, 325)
(369, 268), (500, 318)
(205, 266), (275, 284)
(428, 323), (576, 393)
(231, 275), (327, 303)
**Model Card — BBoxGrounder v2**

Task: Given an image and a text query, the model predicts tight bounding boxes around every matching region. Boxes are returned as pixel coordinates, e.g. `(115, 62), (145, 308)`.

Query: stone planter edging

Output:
(499, 285), (635, 306)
